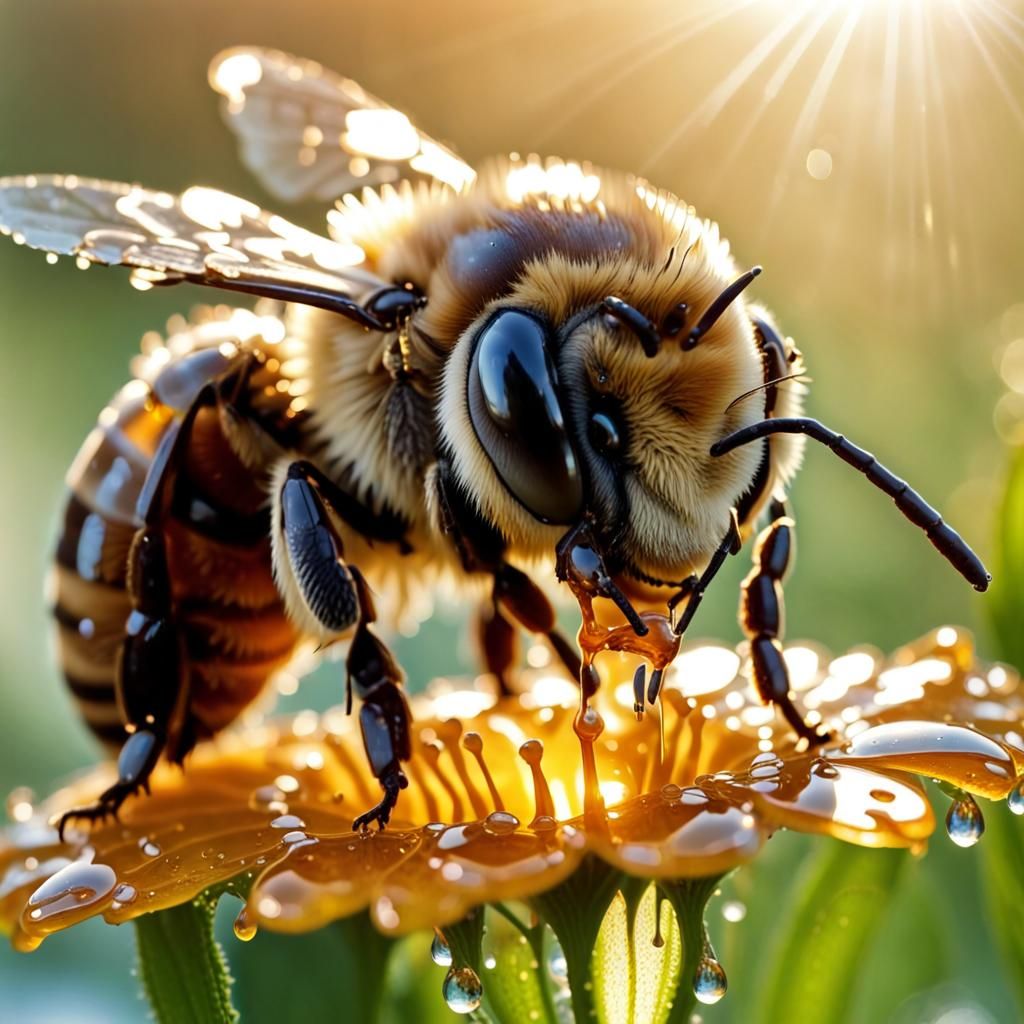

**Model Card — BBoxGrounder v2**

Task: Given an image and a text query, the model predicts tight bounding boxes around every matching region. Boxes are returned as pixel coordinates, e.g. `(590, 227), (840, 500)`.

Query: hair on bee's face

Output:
(441, 249), (779, 580)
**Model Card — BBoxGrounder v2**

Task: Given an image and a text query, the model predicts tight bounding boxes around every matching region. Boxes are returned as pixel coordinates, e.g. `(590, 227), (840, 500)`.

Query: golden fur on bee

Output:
(293, 156), (806, 617)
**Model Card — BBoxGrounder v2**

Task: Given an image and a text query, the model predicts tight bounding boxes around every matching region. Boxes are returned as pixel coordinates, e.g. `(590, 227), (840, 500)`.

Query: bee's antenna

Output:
(684, 265), (762, 350)
(725, 372), (810, 412)
(600, 296), (661, 358)
(709, 417), (991, 592)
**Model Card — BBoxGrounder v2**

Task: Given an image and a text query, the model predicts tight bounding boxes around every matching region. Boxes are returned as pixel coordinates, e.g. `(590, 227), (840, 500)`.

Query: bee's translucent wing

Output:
(209, 47), (476, 203)
(0, 175), (394, 320)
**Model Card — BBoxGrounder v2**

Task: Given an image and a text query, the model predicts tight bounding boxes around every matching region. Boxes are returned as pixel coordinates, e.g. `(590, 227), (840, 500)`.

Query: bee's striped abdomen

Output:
(53, 317), (303, 753)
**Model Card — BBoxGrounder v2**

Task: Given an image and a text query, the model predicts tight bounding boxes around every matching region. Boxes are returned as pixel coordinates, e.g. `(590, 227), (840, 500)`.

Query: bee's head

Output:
(439, 253), (801, 584)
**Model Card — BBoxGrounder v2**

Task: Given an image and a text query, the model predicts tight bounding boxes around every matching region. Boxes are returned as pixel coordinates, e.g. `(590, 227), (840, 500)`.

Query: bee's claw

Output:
(351, 771), (405, 833)
(56, 782), (138, 841)
(352, 802), (391, 833)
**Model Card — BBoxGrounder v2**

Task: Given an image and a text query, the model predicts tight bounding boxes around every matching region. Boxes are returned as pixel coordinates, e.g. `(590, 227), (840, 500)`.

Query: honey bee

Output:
(0, 47), (988, 834)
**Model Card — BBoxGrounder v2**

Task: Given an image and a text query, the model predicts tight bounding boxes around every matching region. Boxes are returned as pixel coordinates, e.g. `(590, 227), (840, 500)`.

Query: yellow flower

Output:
(1, 626), (1020, 961)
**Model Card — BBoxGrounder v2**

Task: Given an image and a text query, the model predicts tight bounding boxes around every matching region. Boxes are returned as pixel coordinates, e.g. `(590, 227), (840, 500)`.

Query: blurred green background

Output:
(0, 1), (1021, 1020)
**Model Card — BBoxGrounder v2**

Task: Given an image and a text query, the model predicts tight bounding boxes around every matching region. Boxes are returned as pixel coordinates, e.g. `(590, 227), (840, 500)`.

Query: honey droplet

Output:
(693, 955), (728, 1004)
(443, 965), (483, 1014)
(483, 811), (520, 836)
(233, 905), (257, 942)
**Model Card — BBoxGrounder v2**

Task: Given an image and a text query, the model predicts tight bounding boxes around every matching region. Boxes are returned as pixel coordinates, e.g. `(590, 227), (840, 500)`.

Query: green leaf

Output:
(981, 805), (1024, 1012)
(135, 897), (238, 1024)
(990, 443), (1024, 669)
(752, 841), (905, 1024)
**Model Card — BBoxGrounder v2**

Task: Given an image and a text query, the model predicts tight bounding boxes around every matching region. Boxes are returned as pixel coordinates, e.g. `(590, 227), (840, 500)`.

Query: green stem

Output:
(135, 896), (238, 1024)
(332, 914), (396, 1023)
(491, 903), (561, 1024)
(530, 856), (623, 1023)
(660, 875), (723, 1024)
(444, 905), (485, 975)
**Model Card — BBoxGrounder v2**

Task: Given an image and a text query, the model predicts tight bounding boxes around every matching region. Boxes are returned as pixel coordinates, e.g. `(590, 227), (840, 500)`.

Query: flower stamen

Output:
(462, 732), (505, 813)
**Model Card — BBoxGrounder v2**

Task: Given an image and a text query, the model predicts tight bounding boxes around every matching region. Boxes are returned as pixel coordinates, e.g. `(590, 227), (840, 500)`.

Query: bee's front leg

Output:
(740, 501), (827, 745)
(274, 461), (411, 831)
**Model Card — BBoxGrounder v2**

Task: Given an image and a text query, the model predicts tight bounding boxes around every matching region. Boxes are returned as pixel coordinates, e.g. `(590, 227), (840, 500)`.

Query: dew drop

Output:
(112, 883), (137, 907)
(24, 860), (118, 930)
(270, 814), (305, 830)
(431, 931), (453, 967)
(946, 794), (985, 847)
(484, 954), (497, 970)
(442, 965), (483, 1014)
(1008, 778), (1024, 816)
(660, 783), (683, 803)
(233, 905), (257, 942)
(693, 956), (728, 1004)
(137, 837), (161, 858)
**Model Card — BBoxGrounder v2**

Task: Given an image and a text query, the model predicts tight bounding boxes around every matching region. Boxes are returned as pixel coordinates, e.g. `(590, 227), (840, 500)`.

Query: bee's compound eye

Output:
(468, 308), (583, 524)
(588, 410), (622, 455)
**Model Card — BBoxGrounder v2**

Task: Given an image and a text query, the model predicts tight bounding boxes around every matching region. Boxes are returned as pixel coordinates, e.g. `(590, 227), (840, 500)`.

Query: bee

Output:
(0, 47), (989, 835)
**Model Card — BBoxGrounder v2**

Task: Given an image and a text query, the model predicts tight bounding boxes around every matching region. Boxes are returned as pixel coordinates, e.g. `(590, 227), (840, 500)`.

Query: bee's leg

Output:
(477, 598), (518, 696)
(58, 523), (189, 838)
(669, 510), (742, 635)
(740, 501), (826, 745)
(275, 462), (410, 831)
(348, 570), (411, 831)
(435, 457), (579, 682)
(493, 564), (582, 680)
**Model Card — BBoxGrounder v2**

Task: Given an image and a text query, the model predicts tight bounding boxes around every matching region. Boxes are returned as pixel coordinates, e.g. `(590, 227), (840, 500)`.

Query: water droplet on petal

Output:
(443, 966), (483, 1014)
(946, 795), (985, 847)
(1008, 778), (1024, 816)
(431, 931), (453, 966)
(270, 814), (305, 830)
(138, 837), (161, 858)
(112, 883), (137, 908)
(24, 860), (118, 931)
(693, 956), (728, 1004)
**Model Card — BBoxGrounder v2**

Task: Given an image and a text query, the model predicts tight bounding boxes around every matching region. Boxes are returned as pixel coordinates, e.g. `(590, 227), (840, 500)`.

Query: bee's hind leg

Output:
(58, 525), (189, 839)
(740, 500), (827, 746)
(275, 461), (411, 832)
